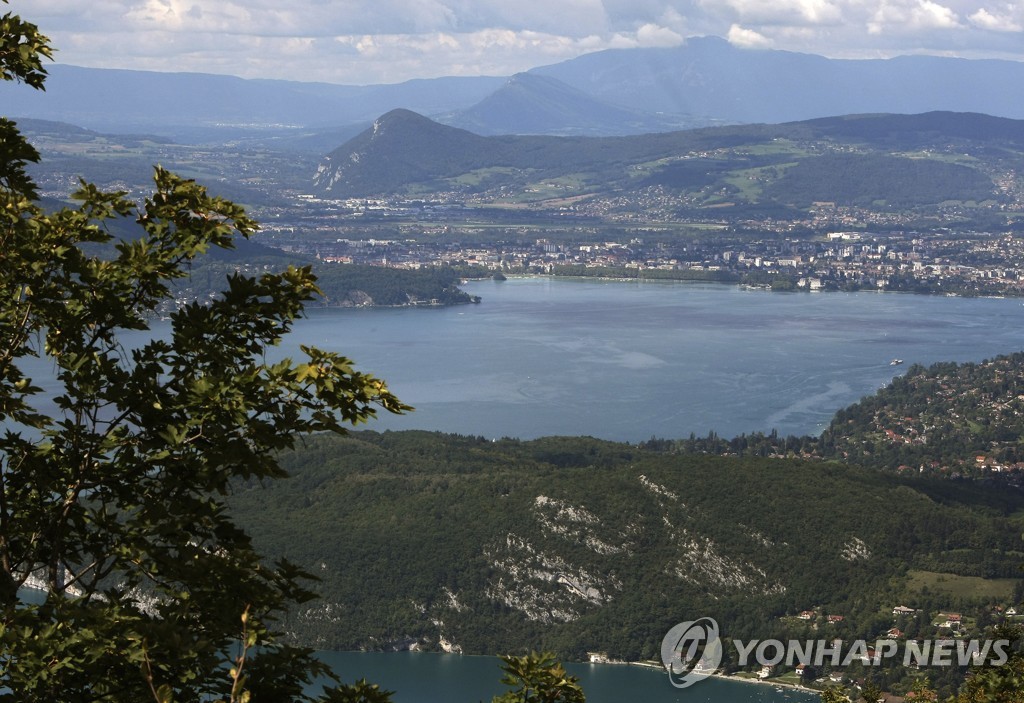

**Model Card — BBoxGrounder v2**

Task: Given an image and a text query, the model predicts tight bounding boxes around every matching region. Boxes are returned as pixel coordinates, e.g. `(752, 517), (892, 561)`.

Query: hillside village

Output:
(820, 352), (1024, 477)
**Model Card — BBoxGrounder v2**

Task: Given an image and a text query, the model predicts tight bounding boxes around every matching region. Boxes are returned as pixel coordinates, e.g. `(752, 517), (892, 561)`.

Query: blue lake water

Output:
(20, 277), (1024, 442)
(284, 277), (1024, 442)
(315, 651), (819, 703)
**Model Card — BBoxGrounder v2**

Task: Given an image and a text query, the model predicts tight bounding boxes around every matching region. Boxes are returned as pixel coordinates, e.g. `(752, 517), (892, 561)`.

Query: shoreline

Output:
(477, 272), (1018, 299)
(707, 671), (818, 695)
(582, 658), (820, 696)
(320, 650), (823, 696)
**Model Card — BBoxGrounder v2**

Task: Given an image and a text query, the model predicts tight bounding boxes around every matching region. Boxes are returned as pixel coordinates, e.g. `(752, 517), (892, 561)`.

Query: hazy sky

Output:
(24, 0), (1024, 85)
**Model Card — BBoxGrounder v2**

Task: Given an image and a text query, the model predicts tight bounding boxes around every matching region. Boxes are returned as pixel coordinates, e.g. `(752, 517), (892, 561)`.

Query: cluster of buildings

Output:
(259, 222), (1024, 297)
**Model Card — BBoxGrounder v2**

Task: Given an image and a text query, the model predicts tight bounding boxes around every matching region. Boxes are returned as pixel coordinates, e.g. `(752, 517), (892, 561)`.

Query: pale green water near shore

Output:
(314, 651), (819, 703)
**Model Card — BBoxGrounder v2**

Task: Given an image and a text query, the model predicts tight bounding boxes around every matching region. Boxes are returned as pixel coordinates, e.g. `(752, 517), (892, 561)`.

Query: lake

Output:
(21, 277), (1024, 442)
(314, 651), (820, 703)
(287, 277), (1024, 441)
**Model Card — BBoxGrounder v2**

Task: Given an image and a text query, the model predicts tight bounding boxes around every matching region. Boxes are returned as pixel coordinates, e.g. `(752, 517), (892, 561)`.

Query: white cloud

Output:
(727, 23), (774, 47)
(868, 0), (963, 34)
(969, 6), (1024, 32)
(635, 23), (686, 47)
(321, 29), (614, 82)
(912, 0), (962, 28)
(708, 0), (845, 26)
(452, 0), (611, 36)
(20, 0), (1024, 85)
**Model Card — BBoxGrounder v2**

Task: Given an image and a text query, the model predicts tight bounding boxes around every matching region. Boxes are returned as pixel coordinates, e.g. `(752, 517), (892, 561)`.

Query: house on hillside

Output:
(940, 613), (962, 630)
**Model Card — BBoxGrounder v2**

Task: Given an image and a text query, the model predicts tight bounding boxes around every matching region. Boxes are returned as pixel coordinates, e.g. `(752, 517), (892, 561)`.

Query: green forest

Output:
(312, 264), (478, 306)
(763, 154), (996, 208)
(228, 428), (1024, 696)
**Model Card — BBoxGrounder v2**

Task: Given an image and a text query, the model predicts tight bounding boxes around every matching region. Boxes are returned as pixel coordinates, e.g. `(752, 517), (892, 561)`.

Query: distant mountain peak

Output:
(532, 40), (1024, 123)
(313, 109), (490, 196)
(444, 71), (697, 136)
(373, 107), (437, 126)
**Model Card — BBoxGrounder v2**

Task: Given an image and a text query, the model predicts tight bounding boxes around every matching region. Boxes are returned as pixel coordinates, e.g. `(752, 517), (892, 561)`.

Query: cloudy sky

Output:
(24, 0), (1024, 85)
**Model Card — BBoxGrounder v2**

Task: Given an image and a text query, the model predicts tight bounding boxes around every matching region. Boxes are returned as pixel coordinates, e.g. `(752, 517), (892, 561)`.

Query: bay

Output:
(288, 277), (1024, 442)
(314, 651), (819, 703)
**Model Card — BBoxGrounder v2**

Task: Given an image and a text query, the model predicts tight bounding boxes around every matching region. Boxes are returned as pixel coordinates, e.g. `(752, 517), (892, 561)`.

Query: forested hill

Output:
(168, 250), (477, 309)
(225, 351), (1024, 697)
(63, 204), (480, 309)
(229, 431), (1023, 697)
(310, 264), (477, 307)
(820, 352), (1024, 475)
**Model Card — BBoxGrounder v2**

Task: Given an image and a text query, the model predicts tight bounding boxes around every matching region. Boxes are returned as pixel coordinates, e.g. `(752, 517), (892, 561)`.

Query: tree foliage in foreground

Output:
(0, 5), (414, 701)
(819, 688), (848, 703)
(953, 626), (1024, 703)
(492, 652), (585, 703)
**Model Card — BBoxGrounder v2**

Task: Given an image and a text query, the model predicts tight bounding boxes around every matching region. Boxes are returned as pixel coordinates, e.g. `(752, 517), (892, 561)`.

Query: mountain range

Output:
(5, 37), (1024, 142)
(531, 37), (1024, 125)
(311, 108), (1024, 212)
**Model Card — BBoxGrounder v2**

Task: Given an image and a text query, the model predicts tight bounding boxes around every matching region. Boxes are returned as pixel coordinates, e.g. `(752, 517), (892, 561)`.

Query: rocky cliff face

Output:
(479, 476), (785, 629)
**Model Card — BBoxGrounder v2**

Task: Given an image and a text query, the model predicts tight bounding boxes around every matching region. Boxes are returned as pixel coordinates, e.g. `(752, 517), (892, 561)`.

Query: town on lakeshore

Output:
(261, 205), (1024, 298)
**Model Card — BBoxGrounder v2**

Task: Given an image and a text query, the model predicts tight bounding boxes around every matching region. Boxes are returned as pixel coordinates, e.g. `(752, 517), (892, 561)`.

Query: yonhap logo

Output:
(660, 617), (723, 688)
(661, 616), (1011, 690)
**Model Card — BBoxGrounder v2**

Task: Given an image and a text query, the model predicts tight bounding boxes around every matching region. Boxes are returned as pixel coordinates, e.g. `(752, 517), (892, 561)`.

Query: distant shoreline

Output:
(590, 659), (819, 697)
(478, 272), (1013, 298)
